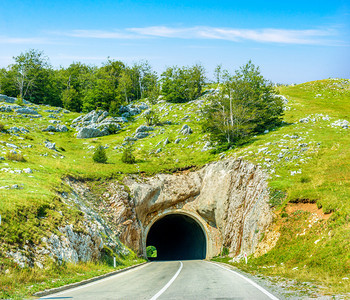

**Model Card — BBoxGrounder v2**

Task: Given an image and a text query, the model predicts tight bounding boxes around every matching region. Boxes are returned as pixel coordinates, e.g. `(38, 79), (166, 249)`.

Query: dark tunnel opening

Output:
(146, 214), (206, 261)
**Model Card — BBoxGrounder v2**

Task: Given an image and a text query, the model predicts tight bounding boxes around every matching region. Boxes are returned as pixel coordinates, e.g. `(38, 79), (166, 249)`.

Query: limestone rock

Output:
(16, 107), (39, 115)
(72, 110), (121, 138)
(179, 124), (193, 135)
(124, 158), (273, 258)
(44, 141), (57, 151)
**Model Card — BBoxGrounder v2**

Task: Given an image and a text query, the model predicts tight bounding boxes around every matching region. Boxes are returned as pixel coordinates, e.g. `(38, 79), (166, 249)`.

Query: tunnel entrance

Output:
(146, 214), (206, 260)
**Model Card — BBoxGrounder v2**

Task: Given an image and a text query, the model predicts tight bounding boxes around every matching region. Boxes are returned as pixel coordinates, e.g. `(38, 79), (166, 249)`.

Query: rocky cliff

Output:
(122, 158), (274, 257)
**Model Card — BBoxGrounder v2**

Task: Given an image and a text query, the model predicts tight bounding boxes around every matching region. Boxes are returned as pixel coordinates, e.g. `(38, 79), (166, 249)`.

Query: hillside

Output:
(0, 78), (349, 298)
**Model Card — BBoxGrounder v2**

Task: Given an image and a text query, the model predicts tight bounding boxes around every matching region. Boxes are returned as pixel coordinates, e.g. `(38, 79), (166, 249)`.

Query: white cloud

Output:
(0, 36), (50, 44)
(128, 26), (337, 45)
(60, 29), (141, 39)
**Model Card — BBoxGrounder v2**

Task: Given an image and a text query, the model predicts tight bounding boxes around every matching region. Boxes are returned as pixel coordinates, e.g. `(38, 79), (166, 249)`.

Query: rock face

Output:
(71, 110), (121, 138)
(80, 158), (274, 259)
(122, 158), (273, 258)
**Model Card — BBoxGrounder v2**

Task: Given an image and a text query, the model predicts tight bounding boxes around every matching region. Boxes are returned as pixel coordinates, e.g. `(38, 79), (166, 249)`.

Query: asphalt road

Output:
(41, 260), (280, 300)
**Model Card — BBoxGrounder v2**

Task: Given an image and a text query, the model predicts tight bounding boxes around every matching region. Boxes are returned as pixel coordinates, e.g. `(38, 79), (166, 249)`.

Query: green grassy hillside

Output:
(0, 78), (349, 297)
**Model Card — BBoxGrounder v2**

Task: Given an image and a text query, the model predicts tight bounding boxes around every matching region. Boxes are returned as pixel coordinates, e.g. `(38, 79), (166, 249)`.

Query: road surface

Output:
(41, 260), (279, 300)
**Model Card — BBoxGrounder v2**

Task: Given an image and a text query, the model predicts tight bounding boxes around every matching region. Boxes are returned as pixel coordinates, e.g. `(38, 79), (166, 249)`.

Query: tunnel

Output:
(146, 214), (207, 260)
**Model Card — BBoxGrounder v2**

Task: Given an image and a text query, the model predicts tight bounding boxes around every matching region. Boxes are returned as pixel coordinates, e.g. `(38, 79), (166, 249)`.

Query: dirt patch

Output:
(285, 203), (332, 220)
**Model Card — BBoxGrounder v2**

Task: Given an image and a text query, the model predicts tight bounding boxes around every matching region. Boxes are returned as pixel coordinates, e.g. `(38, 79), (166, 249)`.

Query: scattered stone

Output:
(56, 125), (69, 132)
(44, 141), (57, 151)
(179, 124), (193, 135)
(15, 107), (39, 115)
(174, 138), (181, 144)
(124, 136), (138, 142)
(23, 168), (33, 174)
(134, 132), (149, 139)
(6, 143), (18, 149)
(201, 141), (212, 152)
(163, 138), (170, 146)
(135, 125), (154, 133)
(299, 118), (309, 123)
(42, 125), (57, 132)
(331, 119), (349, 129)
(155, 148), (162, 154)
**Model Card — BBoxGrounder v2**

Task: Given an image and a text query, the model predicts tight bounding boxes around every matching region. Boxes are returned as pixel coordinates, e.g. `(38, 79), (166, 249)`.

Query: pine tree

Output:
(93, 145), (107, 163)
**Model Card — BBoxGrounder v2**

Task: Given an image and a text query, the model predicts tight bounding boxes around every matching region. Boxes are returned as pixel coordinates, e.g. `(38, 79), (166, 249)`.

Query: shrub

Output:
(107, 124), (120, 134)
(221, 247), (229, 256)
(15, 96), (24, 106)
(146, 246), (157, 258)
(121, 142), (136, 164)
(6, 151), (26, 162)
(0, 123), (6, 133)
(144, 109), (160, 126)
(92, 146), (107, 163)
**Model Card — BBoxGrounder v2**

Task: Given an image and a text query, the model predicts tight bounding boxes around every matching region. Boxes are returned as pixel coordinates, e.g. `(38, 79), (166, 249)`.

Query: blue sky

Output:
(0, 0), (349, 83)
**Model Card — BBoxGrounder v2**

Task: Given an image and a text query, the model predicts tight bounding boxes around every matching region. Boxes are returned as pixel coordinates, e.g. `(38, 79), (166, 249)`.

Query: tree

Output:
(121, 142), (136, 164)
(144, 109), (160, 126)
(93, 146), (108, 163)
(202, 61), (283, 149)
(10, 49), (54, 103)
(214, 64), (223, 86)
(62, 88), (80, 112)
(161, 64), (206, 103)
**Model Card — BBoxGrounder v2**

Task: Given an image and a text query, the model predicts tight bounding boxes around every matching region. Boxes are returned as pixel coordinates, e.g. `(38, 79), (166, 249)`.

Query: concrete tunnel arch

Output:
(145, 211), (208, 260)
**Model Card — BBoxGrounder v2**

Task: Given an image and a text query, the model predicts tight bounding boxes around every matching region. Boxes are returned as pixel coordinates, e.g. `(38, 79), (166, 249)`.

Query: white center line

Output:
(207, 261), (280, 300)
(150, 261), (183, 300)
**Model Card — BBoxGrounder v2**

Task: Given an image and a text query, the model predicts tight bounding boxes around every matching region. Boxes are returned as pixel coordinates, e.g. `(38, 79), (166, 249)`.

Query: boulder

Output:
(44, 141), (57, 151)
(136, 125), (154, 133)
(179, 124), (193, 135)
(72, 110), (121, 138)
(42, 125), (57, 132)
(16, 107), (39, 115)
(134, 132), (149, 139)
(56, 125), (69, 132)
(76, 127), (109, 139)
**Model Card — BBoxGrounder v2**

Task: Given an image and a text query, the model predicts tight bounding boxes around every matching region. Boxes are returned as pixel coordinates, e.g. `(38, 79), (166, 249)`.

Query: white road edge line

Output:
(149, 261), (183, 300)
(40, 263), (150, 299)
(207, 261), (280, 300)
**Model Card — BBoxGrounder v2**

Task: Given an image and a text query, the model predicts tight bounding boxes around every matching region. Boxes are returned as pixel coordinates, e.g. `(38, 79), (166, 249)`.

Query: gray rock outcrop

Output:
(179, 124), (193, 135)
(16, 107), (39, 115)
(113, 158), (274, 258)
(71, 110), (121, 138)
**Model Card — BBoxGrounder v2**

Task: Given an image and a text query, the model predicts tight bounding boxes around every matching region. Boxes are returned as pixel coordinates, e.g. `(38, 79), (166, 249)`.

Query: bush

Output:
(6, 151), (26, 162)
(0, 123), (7, 133)
(15, 96), (24, 106)
(144, 109), (160, 126)
(92, 146), (107, 163)
(146, 246), (157, 258)
(121, 142), (136, 164)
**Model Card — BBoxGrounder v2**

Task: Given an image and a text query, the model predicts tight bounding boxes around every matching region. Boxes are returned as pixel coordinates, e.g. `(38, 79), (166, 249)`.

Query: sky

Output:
(0, 0), (349, 83)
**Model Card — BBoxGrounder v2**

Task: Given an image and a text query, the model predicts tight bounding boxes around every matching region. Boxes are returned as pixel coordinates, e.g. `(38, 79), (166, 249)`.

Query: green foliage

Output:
(5, 151), (26, 162)
(221, 247), (229, 256)
(121, 143), (136, 164)
(144, 109), (160, 126)
(62, 88), (81, 112)
(92, 146), (108, 164)
(202, 61), (283, 148)
(146, 246), (157, 258)
(269, 189), (286, 207)
(0, 122), (6, 133)
(161, 64), (206, 103)
(15, 96), (24, 106)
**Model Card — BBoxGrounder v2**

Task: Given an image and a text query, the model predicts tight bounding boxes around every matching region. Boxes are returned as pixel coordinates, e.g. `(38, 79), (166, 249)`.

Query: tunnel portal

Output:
(146, 214), (207, 260)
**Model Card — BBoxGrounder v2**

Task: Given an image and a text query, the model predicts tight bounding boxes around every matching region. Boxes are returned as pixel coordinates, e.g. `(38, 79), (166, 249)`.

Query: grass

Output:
(0, 78), (350, 295)
(0, 256), (145, 299)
